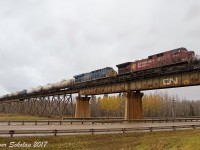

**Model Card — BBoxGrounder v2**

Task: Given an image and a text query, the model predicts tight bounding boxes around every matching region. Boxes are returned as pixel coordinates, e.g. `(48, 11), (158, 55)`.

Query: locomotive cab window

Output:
(157, 53), (163, 57)
(148, 56), (153, 59)
(172, 49), (180, 55)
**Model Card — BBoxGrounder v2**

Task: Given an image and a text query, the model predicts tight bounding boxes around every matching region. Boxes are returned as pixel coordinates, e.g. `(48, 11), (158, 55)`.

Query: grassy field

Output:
(0, 113), (53, 120)
(0, 129), (200, 150)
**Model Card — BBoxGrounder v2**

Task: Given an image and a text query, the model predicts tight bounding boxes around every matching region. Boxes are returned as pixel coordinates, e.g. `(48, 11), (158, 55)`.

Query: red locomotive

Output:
(117, 47), (196, 75)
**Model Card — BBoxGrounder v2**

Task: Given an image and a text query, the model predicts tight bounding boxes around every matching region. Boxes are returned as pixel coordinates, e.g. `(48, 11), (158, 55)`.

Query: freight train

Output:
(1, 47), (199, 99)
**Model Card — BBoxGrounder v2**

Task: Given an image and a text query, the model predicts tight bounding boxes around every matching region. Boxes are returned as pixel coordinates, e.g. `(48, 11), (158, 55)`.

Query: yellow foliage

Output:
(98, 96), (121, 113)
(143, 93), (164, 114)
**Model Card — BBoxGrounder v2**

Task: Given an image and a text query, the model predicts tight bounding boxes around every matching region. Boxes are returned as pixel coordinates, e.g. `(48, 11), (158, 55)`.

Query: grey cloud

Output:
(0, 0), (200, 99)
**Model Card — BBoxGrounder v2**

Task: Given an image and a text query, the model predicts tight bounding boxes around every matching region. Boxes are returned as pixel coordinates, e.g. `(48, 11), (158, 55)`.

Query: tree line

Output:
(91, 91), (200, 118)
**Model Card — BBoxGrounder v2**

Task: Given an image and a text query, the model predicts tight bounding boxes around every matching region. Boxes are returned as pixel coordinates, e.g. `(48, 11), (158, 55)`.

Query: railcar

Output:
(51, 79), (75, 89)
(18, 90), (27, 95)
(41, 84), (52, 91)
(74, 67), (117, 83)
(116, 47), (196, 75)
(12, 92), (19, 97)
(32, 86), (42, 93)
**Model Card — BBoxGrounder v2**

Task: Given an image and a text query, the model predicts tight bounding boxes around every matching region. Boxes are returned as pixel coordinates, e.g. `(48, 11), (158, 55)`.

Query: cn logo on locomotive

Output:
(163, 78), (178, 86)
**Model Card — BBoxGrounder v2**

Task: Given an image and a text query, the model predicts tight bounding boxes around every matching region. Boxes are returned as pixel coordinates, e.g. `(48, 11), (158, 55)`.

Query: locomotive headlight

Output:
(131, 63), (136, 70)
(195, 55), (200, 60)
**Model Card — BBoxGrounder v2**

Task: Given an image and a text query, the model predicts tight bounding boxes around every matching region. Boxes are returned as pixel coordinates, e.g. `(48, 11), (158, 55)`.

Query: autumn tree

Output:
(98, 95), (123, 117)
(143, 92), (164, 117)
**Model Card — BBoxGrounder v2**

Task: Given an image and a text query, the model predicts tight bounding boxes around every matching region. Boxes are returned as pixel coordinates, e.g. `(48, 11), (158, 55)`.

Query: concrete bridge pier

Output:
(125, 91), (144, 120)
(75, 96), (90, 118)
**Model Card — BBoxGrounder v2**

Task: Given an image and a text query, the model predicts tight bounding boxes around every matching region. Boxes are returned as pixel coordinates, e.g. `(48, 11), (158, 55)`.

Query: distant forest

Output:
(91, 91), (200, 118)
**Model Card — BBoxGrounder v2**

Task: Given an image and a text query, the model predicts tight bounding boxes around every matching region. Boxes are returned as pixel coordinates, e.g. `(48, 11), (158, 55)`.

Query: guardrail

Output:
(63, 117), (124, 120)
(0, 124), (200, 137)
(0, 118), (200, 126)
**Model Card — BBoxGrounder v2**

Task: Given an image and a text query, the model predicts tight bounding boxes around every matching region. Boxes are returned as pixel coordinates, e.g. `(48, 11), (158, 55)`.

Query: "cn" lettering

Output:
(163, 78), (178, 86)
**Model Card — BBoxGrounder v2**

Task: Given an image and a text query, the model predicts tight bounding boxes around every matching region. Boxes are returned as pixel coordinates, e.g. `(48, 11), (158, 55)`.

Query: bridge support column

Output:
(75, 96), (90, 118)
(125, 91), (144, 120)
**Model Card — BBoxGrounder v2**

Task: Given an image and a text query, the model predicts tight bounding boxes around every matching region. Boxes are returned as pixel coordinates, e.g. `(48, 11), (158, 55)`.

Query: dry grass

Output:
(0, 113), (200, 149)
(0, 113), (53, 120)
(0, 129), (200, 150)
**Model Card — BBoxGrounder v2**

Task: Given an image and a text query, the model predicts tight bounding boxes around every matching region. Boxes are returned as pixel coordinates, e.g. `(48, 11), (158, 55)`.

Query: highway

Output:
(0, 121), (200, 137)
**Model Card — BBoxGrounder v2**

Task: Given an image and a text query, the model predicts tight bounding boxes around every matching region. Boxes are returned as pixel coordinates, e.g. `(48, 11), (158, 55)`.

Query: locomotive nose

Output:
(195, 54), (200, 60)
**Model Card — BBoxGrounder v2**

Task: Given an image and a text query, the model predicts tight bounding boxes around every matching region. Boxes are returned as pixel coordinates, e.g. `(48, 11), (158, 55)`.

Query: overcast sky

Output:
(0, 0), (200, 99)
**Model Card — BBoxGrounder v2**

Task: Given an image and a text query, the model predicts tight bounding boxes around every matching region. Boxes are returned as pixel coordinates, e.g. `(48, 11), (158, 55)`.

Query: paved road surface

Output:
(1, 122), (200, 130)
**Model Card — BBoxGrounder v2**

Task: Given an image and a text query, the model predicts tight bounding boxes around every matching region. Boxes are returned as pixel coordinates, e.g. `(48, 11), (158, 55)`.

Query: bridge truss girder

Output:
(80, 70), (200, 95)
(0, 94), (74, 117)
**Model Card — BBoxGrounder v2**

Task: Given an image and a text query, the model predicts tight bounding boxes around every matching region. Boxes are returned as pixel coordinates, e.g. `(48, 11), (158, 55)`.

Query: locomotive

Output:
(74, 67), (117, 83)
(1, 47), (199, 100)
(116, 47), (197, 75)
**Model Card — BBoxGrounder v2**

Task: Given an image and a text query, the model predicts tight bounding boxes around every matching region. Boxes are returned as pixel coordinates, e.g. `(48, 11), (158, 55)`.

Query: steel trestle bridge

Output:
(0, 62), (200, 119)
